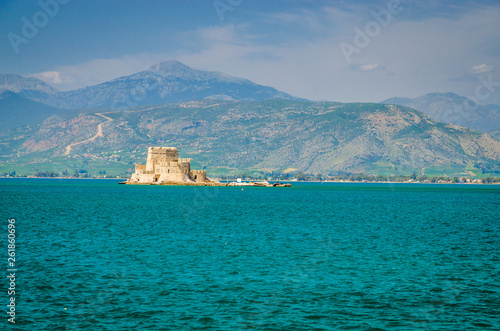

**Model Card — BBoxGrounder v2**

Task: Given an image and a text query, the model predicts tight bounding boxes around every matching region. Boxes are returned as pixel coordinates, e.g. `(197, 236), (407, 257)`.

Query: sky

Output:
(1, 0), (499, 104)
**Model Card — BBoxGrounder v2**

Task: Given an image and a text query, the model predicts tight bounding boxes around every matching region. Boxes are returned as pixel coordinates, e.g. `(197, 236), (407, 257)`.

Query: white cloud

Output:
(30, 54), (170, 91)
(167, 4), (500, 104)
(26, 3), (500, 105)
(468, 63), (495, 75)
(352, 64), (384, 72)
(261, 8), (334, 35)
(197, 24), (240, 44)
(30, 71), (66, 84)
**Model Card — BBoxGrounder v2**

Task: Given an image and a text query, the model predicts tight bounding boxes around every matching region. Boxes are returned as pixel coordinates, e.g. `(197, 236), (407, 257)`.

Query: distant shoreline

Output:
(1, 177), (499, 185)
(0, 177), (127, 180)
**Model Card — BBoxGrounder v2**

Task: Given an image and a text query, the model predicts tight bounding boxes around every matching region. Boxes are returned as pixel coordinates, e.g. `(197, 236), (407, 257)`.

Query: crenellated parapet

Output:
(189, 170), (206, 183)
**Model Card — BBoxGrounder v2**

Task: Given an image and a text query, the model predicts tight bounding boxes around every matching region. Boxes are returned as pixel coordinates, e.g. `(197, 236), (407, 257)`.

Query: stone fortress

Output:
(126, 147), (211, 185)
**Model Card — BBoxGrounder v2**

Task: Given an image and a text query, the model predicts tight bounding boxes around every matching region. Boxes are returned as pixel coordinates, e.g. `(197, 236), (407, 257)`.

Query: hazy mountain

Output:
(382, 92), (500, 139)
(2, 100), (499, 176)
(29, 61), (304, 109)
(0, 91), (63, 130)
(0, 74), (59, 102)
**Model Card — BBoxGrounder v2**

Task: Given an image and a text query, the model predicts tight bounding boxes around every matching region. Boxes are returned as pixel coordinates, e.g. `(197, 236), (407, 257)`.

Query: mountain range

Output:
(0, 73), (58, 102)
(382, 92), (500, 139)
(1, 61), (499, 176)
(0, 61), (302, 110)
(1, 100), (499, 176)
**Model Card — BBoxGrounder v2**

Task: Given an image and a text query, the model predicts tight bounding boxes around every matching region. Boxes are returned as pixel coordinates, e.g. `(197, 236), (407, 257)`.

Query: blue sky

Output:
(1, 0), (499, 104)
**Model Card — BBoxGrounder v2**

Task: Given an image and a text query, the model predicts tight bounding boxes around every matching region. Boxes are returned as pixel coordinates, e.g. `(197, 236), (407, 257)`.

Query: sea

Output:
(1, 178), (499, 330)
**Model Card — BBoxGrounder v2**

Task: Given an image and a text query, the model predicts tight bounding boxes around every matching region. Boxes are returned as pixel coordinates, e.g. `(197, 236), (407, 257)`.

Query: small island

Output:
(124, 147), (223, 186)
(123, 147), (291, 187)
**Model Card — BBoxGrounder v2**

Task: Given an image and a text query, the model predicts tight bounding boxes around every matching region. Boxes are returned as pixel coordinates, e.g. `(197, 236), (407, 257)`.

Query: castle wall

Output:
(190, 170), (206, 183)
(178, 161), (190, 174)
(135, 164), (146, 174)
(128, 147), (208, 185)
(129, 173), (156, 183)
(158, 172), (191, 183)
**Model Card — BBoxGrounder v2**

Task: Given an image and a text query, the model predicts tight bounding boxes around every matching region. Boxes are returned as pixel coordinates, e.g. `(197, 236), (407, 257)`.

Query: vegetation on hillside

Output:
(1, 100), (499, 177)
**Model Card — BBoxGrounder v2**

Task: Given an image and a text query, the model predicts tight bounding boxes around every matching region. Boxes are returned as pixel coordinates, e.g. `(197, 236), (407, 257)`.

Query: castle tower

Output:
(189, 170), (207, 183)
(128, 146), (208, 185)
(146, 147), (178, 173)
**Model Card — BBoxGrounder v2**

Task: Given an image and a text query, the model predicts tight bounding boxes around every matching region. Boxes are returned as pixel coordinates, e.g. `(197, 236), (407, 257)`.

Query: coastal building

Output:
(126, 147), (207, 184)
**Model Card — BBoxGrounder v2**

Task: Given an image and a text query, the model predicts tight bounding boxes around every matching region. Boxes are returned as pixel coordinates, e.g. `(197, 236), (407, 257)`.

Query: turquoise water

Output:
(1, 179), (499, 330)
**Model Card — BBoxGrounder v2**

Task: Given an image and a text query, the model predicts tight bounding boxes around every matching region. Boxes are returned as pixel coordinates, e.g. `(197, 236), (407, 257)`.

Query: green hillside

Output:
(1, 100), (499, 177)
